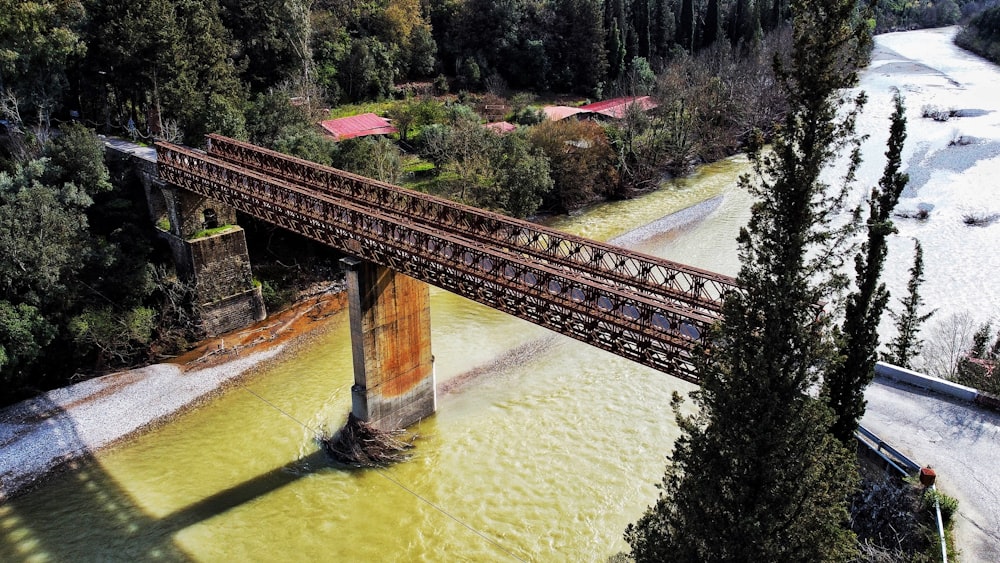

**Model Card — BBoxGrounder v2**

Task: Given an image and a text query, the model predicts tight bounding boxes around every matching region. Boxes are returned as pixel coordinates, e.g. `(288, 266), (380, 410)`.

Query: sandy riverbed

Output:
(0, 289), (347, 502)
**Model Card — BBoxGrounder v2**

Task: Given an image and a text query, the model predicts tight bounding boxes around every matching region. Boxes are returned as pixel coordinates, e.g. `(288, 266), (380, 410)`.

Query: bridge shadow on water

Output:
(0, 394), (335, 562)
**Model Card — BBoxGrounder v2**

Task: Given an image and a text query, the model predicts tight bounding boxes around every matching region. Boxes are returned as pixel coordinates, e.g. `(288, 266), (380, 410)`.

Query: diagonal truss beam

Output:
(204, 134), (739, 315)
(156, 141), (722, 382)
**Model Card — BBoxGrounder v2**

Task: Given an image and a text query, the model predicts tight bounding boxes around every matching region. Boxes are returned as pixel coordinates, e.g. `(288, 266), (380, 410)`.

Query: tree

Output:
(625, 0), (872, 557)
(0, 300), (56, 390)
(219, 0), (312, 92)
(677, 0), (695, 52)
(0, 0), (85, 131)
(608, 18), (627, 81)
(45, 122), (113, 195)
(528, 119), (616, 212)
(68, 306), (155, 370)
(481, 131), (553, 218)
(826, 91), (909, 443)
(703, 0), (721, 48)
(332, 137), (404, 184)
(0, 159), (91, 308)
(884, 240), (934, 369)
(549, 0), (608, 96)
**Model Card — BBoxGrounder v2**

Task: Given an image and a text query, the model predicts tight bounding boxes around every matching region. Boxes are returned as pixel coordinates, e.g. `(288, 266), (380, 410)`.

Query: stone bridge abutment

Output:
(106, 141), (266, 338)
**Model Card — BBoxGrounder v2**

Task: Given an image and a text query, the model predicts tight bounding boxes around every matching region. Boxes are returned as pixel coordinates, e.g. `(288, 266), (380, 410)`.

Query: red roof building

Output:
(578, 96), (658, 119)
(484, 121), (517, 134)
(542, 105), (587, 121)
(319, 113), (398, 140)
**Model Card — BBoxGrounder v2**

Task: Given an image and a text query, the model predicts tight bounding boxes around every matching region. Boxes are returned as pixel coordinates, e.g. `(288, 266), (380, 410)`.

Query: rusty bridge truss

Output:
(156, 136), (740, 383)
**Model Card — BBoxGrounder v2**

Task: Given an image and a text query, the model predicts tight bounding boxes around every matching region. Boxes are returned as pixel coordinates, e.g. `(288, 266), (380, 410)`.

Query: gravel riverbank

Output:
(0, 289), (346, 502)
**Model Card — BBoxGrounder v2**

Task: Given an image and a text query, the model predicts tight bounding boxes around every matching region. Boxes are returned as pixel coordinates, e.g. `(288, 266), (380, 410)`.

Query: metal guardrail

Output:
(856, 425), (921, 477)
(856, 425), (948, 563)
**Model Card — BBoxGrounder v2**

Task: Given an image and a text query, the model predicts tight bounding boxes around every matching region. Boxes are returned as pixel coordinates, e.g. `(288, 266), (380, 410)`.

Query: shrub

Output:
(962, 211), (998, 226)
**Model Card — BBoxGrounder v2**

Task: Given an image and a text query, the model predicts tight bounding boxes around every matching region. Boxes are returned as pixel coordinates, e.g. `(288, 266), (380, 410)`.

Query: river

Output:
(2, 27), (998, 562)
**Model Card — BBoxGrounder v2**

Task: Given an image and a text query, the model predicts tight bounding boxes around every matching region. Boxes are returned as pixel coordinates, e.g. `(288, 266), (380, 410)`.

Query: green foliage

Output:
(68, 306), (155, 369)
(626, 0), (873, 558)
(0, 133), (169, 404)
(332, 137), (403, 184)
(191, 224), (236, 239)
(826, 92), (909, 443)
(884, 240), (935, 369)
(44, 122), (113, 195)
(78, 0), (247, 144)
(922, 488), (959, 524)
(0, 0), (85, 129)
(528, 119), (616, 212)
(219, 0), (312, 92)
(956, 6), (1000, 65)
(387, 97), (446, 143)
(0, 158), (91, 308)
(0, 300), (56, 378)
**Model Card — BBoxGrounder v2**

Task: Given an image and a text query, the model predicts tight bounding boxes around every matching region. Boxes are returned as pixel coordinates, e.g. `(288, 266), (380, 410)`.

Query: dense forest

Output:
(0, 0), (995, 405)
(955, 3), (1000, 61)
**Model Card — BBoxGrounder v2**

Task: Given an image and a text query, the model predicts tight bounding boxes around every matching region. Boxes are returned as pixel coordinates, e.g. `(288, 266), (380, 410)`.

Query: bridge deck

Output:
(204, 134), (737, 315)
(156, 140), (737, 382)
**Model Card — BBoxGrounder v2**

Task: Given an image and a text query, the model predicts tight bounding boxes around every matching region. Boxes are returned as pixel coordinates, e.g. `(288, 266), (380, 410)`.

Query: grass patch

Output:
(400, 169), (460, 196)
(327, 101), (395, 119)
(191, 224), (237, 239)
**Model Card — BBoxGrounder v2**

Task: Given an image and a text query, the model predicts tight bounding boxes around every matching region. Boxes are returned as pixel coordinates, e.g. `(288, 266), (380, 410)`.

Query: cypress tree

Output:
(703, 0), (721, 48)
(677, 0), (694, 52)
(608, 18), (627, 80)
(825, 91), (909, 443)
(631, 0), (651, 58)
(884, 240), (934, 368)
(625, 0), (872, 558)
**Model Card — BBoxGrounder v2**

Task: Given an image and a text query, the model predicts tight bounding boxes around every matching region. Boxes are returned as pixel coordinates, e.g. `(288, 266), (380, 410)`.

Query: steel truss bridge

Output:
(155, 135), (739, 383)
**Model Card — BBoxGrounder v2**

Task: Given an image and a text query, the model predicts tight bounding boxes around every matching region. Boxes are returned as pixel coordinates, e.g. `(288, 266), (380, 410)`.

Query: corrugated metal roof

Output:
(578, 96), (658, 119)
(319, 113), (398, 140)
(542, 106), (586, 121)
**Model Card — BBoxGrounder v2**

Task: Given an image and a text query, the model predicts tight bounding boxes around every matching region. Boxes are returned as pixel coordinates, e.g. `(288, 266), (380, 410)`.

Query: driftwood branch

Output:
(322, 413), (417, 468)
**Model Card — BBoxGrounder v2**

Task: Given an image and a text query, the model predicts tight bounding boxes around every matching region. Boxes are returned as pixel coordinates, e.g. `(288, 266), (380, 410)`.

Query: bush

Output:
(922, 488), (959, 524)
(962, 211), (998, 226)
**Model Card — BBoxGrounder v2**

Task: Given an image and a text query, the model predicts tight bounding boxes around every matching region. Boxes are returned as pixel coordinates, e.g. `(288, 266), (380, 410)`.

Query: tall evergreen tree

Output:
(703, 0), (721, 48)
(608, 18), (627, 81)
(625, 0), (872, 558)
(677, 0), (695, 52)
(650, 0), (676, 64)
(826, 91), (909, 443)
(632, 0), (652, 58)
(884, 240), (934, 368)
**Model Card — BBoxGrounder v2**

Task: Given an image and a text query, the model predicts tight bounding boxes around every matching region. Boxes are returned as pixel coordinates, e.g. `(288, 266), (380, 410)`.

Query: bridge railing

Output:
(204, 134), (740, 314)
(157, 141), (716, 381)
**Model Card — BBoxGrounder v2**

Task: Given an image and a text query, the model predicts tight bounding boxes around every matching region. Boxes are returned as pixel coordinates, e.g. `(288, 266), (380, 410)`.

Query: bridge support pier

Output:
(342, 257), (435, 430)
(154, 180), (266, 336)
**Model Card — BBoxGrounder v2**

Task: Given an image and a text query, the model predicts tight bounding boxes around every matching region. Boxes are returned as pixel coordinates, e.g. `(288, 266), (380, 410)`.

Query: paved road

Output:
(863, 377), (1000, 562)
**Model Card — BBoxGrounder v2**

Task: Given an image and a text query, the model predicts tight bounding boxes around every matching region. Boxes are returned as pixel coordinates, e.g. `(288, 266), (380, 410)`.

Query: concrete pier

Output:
(343, 257), (435, 430)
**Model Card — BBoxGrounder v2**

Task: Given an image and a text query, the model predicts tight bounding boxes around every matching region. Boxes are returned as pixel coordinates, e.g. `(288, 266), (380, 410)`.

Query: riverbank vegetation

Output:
(955, 5), (1000, 63)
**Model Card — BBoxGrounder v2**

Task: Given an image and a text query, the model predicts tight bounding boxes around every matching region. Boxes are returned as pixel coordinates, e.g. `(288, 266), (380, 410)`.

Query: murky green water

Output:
(1, 157), (751, 562)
